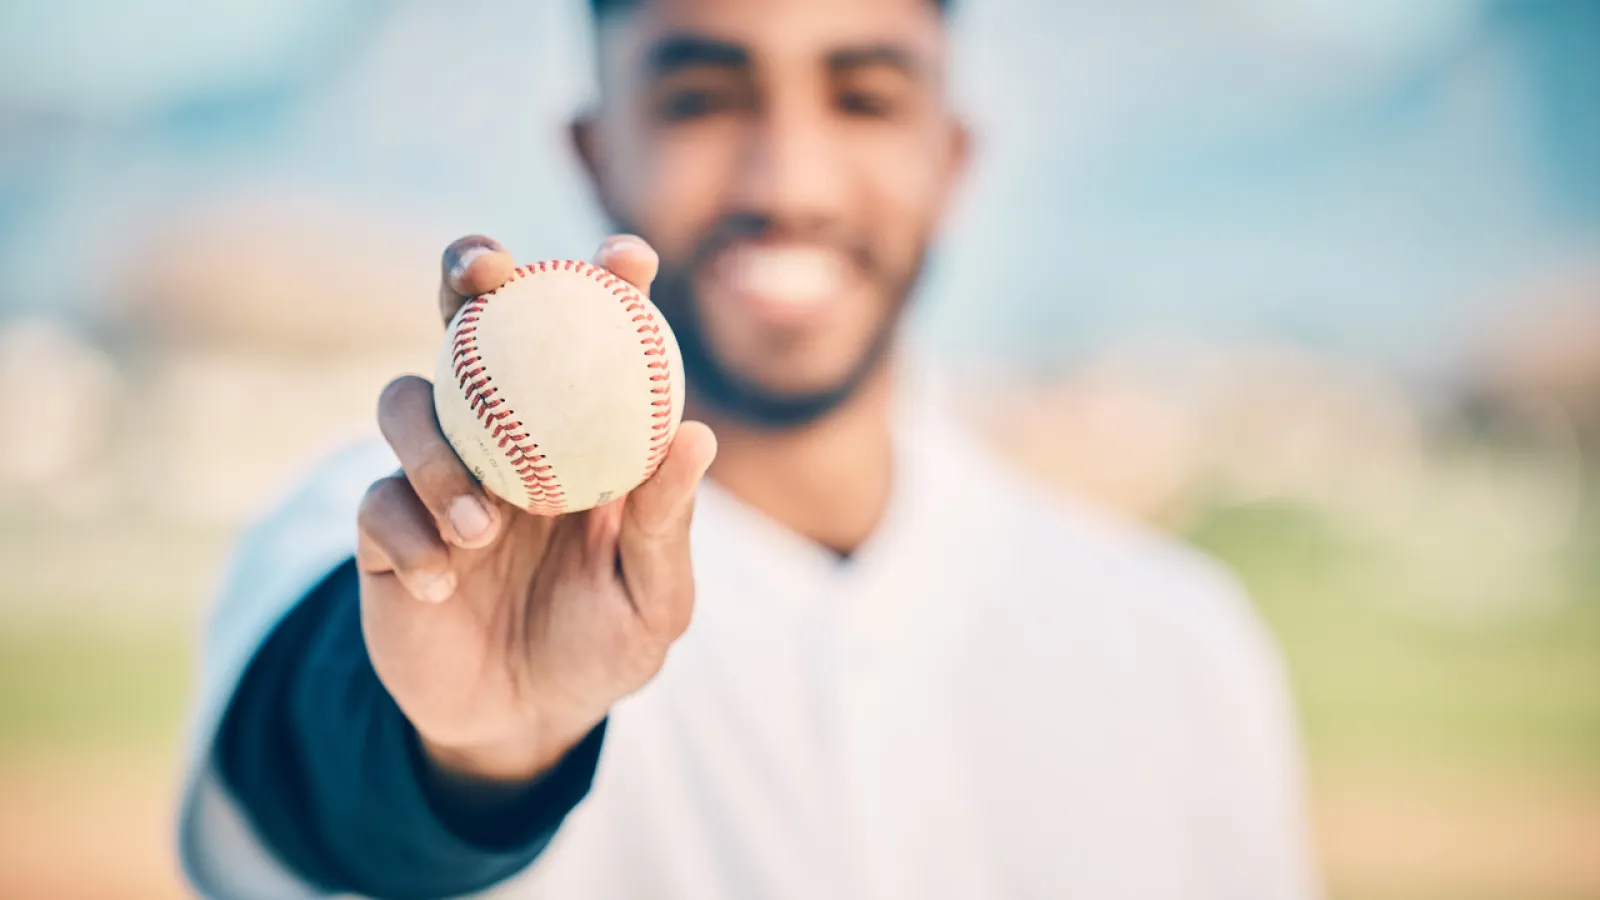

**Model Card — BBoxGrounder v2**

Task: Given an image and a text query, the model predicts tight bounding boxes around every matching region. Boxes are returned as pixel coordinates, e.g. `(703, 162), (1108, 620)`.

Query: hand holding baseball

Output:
(356, 234), (716, 799)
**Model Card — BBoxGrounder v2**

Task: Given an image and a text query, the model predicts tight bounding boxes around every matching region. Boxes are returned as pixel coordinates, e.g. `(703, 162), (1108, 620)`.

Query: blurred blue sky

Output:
(1, 0), (1596, 369)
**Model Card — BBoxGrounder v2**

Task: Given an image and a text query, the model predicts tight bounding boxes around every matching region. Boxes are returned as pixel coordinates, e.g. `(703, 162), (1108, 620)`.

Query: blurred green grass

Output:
(1188, 499), (1600, 777)
(0, 517), (224, 758)
(1, 499), (1597, 768)
(0, 624), (190, 755)
(0, 489), (1595, 899)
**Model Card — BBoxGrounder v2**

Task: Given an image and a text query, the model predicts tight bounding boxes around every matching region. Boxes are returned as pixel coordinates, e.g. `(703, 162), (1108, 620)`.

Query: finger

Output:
(581, 498), (626, 579)
(616, 421), (717, 635)
(377, 375), (502, 549)
(440, 235), (517, 325)
(536, 500), (623, 598)
(591, 234), (659, 297)
(357, 474), (458, 604)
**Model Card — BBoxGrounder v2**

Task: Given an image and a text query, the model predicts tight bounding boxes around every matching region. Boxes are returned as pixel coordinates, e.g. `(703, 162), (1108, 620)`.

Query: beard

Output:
(627, 213), (931, 431)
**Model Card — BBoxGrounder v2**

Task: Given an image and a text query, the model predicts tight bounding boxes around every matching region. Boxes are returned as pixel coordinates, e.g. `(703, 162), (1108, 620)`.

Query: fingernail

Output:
(449, 495), (494, 543)
(449, 244), (494, 283)
(600, 234), (646, 256)
(420, 571), (457, 604)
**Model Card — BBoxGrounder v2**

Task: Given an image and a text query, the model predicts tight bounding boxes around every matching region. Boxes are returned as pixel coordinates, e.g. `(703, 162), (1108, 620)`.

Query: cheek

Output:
(852, 131), (949, 275)
(621, 126), (741, 263)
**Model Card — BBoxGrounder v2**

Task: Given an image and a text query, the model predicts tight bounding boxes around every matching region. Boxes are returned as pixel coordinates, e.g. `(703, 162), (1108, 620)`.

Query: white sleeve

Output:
(1221, 604), (1321, 899)
(1175, 569), (1322, 900)
(175, 439), (397, 900)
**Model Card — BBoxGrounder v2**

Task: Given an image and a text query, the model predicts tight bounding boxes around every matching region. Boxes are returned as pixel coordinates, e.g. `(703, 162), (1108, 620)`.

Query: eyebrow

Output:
(645, 35), (750, 78)
(642, 35), (928, 82)
(826, 44), (925, 79)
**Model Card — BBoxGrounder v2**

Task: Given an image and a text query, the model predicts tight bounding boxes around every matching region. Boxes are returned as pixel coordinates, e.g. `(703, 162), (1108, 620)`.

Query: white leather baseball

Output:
(433, 259), (684, 515)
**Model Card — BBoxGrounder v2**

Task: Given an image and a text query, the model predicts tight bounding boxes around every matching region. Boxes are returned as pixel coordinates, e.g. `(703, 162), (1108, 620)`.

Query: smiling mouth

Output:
(702, 242), (855, 325)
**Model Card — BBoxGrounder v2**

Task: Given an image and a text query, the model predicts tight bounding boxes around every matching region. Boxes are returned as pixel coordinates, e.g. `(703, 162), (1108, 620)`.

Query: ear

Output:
(570, 113), (600, 186)
(569, 112), (621, 222)
(936, 117), (974, 216)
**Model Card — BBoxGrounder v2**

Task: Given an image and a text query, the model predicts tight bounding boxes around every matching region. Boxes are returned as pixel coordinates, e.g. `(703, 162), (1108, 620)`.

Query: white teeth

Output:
(721, 246), (846, 306)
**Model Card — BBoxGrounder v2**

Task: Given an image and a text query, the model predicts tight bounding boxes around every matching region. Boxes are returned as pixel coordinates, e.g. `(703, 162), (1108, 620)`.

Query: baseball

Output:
(433, 259), (685, 515)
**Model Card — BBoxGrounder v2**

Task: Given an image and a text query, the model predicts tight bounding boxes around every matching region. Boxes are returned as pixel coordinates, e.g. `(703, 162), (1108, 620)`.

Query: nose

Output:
(726, 88), (849, 233)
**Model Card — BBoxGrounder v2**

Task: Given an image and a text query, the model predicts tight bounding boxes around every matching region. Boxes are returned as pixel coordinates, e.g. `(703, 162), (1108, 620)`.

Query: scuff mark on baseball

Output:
(434, 260), (685, 515)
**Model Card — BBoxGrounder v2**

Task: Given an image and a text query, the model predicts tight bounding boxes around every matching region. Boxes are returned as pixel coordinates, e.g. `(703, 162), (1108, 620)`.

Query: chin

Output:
(684, 330), (895, 430)
(737, 360), (870, 399)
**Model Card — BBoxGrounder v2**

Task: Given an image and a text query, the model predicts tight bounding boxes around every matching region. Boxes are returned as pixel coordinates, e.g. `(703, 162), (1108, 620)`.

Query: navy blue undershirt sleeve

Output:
(215, 558), (606, 900)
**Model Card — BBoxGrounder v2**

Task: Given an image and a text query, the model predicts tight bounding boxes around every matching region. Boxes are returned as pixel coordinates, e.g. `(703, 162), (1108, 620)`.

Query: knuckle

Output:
(378, 374), (431, 418)
(358, 476), (440, 555)
(357, 476), (410, 533)
(637, 585), (693, 643)
(658, 590), (695, 640)
(359, 474), (405, 514)
(643, 640), (673, 678)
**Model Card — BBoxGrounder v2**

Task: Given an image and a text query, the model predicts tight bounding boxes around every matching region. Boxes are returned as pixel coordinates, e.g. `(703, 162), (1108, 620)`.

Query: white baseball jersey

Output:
(178, 389), (1317, 899)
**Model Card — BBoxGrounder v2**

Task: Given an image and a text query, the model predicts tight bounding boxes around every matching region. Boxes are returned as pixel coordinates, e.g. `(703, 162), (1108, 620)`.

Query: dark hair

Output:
(590, 0), (949, 17)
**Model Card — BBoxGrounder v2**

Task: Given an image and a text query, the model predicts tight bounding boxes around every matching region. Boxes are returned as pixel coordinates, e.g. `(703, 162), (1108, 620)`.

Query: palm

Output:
(362, 498), (657, 758)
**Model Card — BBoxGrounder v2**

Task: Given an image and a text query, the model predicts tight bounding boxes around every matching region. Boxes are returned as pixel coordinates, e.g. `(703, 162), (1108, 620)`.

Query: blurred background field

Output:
(2, 0), (1598, 898)
(3, 401), (1597, 899)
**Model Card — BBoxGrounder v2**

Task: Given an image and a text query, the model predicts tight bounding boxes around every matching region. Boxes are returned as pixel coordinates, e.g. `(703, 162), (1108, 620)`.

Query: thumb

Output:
(616, 421), (716, 631)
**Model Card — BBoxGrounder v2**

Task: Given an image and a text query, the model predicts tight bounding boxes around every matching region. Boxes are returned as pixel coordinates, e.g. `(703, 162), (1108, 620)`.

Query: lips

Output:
(702, 243), (853, 326)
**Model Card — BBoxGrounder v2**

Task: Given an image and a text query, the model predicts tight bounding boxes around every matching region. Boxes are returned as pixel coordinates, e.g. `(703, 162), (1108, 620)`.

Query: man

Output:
(179, 0), (1317, 896)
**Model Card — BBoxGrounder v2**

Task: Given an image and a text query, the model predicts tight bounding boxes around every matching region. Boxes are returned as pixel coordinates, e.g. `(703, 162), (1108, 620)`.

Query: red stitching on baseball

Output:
(548, 258), (676, 480)
(451, 258), (676, 503)
(449, 272), (566, 513)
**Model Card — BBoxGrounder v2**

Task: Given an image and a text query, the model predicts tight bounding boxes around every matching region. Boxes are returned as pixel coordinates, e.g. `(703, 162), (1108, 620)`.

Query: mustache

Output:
(687, 213), (878, 277)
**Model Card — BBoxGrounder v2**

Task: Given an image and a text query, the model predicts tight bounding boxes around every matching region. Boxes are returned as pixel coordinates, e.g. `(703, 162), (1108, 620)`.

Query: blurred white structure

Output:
(0, 320), (121, 492)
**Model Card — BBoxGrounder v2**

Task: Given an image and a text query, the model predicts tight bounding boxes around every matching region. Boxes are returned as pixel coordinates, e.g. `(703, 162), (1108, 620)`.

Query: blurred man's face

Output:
(578, 0), (966, 427)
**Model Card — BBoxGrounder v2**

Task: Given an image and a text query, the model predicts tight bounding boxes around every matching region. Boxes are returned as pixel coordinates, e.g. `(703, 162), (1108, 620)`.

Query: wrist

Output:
(409, 717), (609, 848)
(418, 717), (596, 787)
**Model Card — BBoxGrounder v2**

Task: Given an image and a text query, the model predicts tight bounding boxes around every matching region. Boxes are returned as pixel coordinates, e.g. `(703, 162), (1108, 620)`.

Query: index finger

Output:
(378, 375), (502, 549)
(440, 235), (518, 325)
